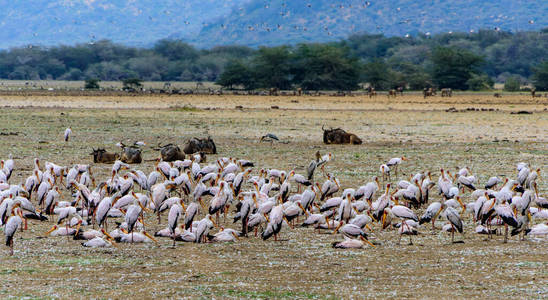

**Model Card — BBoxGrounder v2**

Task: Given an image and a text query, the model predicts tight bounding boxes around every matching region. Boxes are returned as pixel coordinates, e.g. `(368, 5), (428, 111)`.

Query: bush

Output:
(467, 74), (494, 91)
(504, 76), (521, 91)
(122, 78), (143, 91)
(84, 78), (101, 89)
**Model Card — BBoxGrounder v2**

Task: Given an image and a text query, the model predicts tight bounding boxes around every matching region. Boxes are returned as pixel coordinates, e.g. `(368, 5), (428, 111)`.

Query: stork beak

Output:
(365, 224), (372, 231)
(513, 206), (518, 217)
(360, 235), (376, 247)
(138, 201), (149, 212)
(332, 222), (343, 234)
(231, 231), (240, 241)
(381, 211), (388, 229)
(456, 197), (465, 214)
(198, 198), (206, 211)
(208, 216), (218, 228)
(75, 221), (82, 234)
(527, 212), (532, 223)
(102, 229), (114, 240)
(143, 231), (159, 245)
(283, 216), (294, 229)
(45, 225), (57, 236)
(108, 239), (119, 248)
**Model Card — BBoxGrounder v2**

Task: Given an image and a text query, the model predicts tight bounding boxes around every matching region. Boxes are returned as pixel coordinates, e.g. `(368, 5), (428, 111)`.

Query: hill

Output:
(193, 0), (548, 47)
(0, 0), (547, 48)
(0, 0), (247, 49)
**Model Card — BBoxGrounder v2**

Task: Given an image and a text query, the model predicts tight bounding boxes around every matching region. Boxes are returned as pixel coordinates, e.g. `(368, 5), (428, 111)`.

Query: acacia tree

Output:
(362, 59), (392, 90)
(431, 47), (483, 90)
(216, 60), (255, 90)
(532, 61), (548, 91)
(292, 44), (360, 91)
(251, 46), (292, 90)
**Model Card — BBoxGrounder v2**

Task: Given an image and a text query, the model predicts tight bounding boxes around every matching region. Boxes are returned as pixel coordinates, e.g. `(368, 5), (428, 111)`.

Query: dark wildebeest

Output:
(91, 149), (119, 164)
(441, 88), (452, 97)
(183, 137), (217, 154)
(159, 143), (186, 162)
(388, 89), (397, 98)
(423, 87), (436, 99)
(120, 144), (142, 164)
(322, 126), (363, 145)
(367, 86), (377, 98)
(397, 86), (404, 96)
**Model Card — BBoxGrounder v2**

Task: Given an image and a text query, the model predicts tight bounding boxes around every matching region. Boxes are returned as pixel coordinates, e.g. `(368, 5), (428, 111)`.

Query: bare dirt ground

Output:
(0, 94), (547, 299)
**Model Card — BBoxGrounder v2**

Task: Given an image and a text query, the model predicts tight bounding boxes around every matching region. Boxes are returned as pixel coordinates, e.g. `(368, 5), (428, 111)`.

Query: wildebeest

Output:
(397, 86), (404, 96)
(388, 89), (397, 98)
(441, 88), (452, 97)
(183, 137), (217, 154)
(120, 144), (142, 164)
(158, 143), (186, 162)
(367, 86), (377, 98)
(423, 87), (436, 98)
(91, 149), (119, 164)
(322, 126), (363, 145)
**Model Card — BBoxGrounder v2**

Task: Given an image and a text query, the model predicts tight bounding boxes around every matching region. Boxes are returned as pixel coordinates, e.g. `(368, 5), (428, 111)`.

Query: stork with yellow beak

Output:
(4, 206), (23, 256)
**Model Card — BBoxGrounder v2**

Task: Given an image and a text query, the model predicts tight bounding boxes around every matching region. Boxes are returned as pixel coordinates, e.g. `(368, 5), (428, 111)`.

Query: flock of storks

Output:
(1, 138), (548, 255)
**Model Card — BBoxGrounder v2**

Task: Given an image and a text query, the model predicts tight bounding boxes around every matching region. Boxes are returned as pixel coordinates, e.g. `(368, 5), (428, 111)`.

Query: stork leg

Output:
(487, 217), (492, 239)
(224, 205), (229, 223)
(157, 212), (161, 224)
(172, 233), (176, 247)
(9, 240), (14, 256)
(451, 224), (455, 243)
(503, 223), (508, 243)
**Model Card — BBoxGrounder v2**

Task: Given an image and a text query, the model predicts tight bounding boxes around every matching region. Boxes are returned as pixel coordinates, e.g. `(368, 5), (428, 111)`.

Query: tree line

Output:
(1, 29), (548, 91)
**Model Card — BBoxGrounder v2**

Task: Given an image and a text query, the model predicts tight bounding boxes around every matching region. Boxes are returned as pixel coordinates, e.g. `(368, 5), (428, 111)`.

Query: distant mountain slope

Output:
(0, 0), (546, 49)
(0, 0), (247, 49)
(193, 0), (548, 47)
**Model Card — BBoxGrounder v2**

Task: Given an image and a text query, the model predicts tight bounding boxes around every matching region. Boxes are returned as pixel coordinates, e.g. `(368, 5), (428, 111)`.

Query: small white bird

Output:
(64, 127), (72, 142)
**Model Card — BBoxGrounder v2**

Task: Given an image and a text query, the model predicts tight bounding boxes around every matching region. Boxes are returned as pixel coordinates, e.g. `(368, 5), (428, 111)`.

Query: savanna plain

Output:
(0, 92), (547, 299)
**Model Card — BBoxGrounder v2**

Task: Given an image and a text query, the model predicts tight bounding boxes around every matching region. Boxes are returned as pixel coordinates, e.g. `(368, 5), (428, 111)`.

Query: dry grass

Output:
(0, 94), (547, 299)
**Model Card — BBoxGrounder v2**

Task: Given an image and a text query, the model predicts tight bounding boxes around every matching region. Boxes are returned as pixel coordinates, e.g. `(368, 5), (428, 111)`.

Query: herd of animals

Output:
(1, 130), (548, 256)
